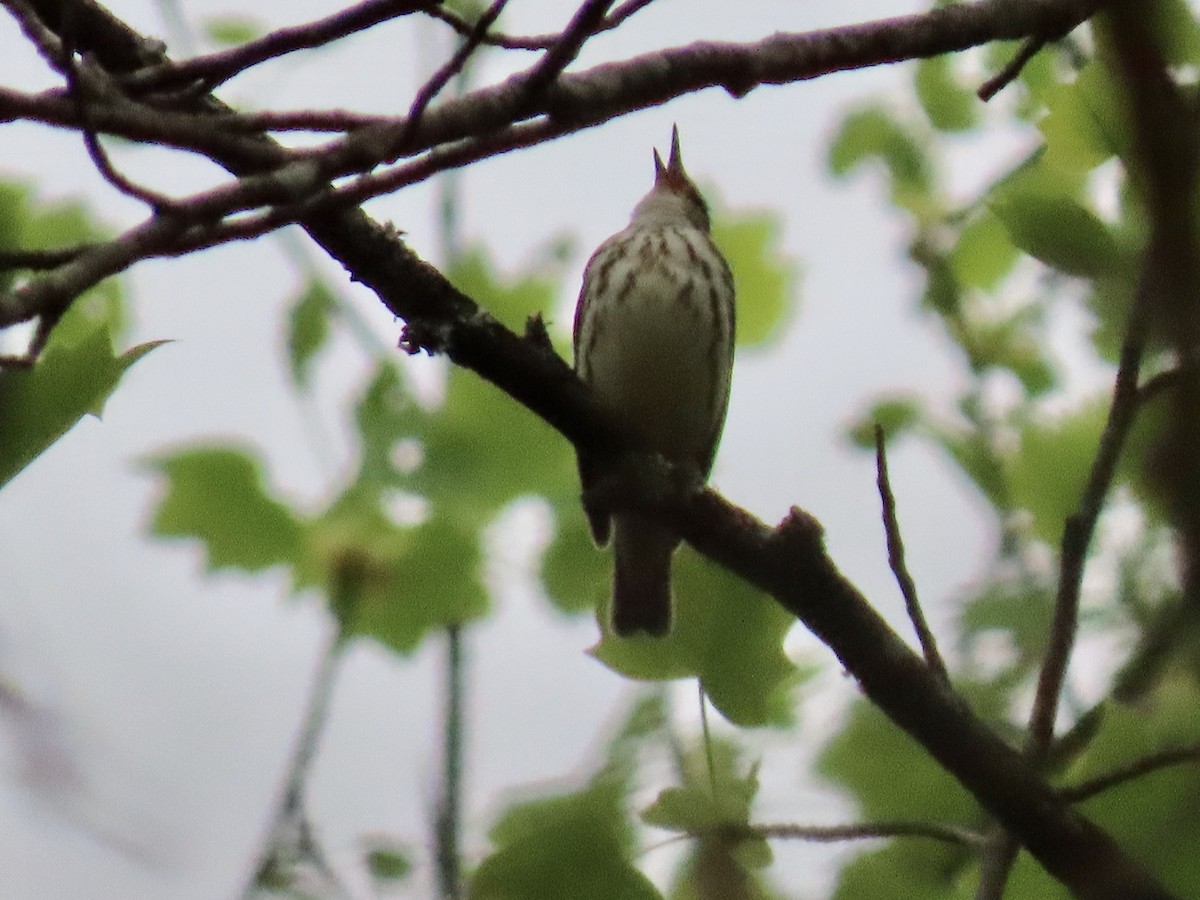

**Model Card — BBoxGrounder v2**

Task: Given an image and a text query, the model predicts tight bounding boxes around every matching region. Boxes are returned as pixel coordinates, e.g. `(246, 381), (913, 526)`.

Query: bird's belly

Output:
(585, 270), (721, 462)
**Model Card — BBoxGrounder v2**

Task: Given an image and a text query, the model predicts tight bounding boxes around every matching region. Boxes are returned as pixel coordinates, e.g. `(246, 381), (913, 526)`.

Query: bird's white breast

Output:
(576, 223), (734, 467)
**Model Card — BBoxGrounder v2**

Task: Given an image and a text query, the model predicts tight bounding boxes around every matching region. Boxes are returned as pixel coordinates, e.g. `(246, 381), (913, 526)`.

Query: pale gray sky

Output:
(0, 2), (1029, 897)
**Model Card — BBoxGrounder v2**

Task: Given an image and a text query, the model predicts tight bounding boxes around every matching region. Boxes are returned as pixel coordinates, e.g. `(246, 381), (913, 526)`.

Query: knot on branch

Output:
(775, 505), (824, 546)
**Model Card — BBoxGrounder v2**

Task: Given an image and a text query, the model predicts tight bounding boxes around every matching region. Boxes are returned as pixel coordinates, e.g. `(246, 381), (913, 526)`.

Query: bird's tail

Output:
(611, 515), (678, 637)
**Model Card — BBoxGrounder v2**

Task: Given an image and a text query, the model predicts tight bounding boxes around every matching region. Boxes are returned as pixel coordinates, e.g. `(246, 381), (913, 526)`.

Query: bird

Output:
(573, 126), (736, 637)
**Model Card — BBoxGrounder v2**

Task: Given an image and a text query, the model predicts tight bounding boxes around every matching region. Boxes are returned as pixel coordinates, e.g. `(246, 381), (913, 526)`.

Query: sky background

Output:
(0, 1), (1076, 897)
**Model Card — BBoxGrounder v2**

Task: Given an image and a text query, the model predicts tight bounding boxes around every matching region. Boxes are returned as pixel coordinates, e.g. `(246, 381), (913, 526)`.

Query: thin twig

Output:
(61, 48), (177, 210)
(125, 0), (430, 93)
(1027, 281), (1149, 760)
(1109, 0), (1200, 643)
(0, 115), (572, 329)
(727, 820), (986, 848)
(1060, 741), (1200, 802)
(426, 0), (657, 51)
(434, 625), (466, 900)
(874, 424), (949, 683)
(978, 35), (1046, 101)
(975, 828), (1020, 900)
(519, 0), (617, 98)
(2, 0), (68, 73)
(975, 227), (1155, 900)
(212, 107), (393, 132)
(5, 0), (1102, 205)
(243, 630), (351, 898)
(403, 0), (509, 144)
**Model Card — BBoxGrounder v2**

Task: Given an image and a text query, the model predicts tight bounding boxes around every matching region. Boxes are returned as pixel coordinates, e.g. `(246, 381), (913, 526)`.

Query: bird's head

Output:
(631, 126), (711, 232)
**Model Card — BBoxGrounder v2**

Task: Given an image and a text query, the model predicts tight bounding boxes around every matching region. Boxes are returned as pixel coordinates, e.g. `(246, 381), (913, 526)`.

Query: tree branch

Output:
(426, 0), (658, 51)
(1060, 741), (1200, 803)
(1107, 2), (1200, 617)
(1027, 278), (1149, 760)
(123, 0), (431, 94)
(874, 424), (948, 683)
(8, 0), (1102, 187)
(733, 820), (986, 848)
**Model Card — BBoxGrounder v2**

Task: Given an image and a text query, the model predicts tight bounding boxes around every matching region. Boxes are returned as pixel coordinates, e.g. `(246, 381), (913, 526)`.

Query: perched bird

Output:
(573, 127), (736, 637)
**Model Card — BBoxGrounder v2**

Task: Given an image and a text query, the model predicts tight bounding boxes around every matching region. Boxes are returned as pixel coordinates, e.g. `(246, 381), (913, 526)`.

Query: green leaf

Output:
(831, 842), (966, 900)
(547, 491), (808, 727)
(989, 188), (1122, 278)
(363, 839), (411, 883)
(443, 0), (491, 23)
(542, 498), (612, 615)
(829, 107), (936, 219)
(0, 303), (161, 490)
(821, 700), (978, 822)
(447, 246), (562, 334)
(968, 309), (1057, 396)
(929, 426), (1007, 513)
(1146, 0), (1200, 66)
(960, 577), (1055, 673)
(642, 740), (758, 834)
(285, 279), (335, 388)
(145, 446), (302, 572)
(413, 367), (573, 521)
(1086, 272), (1138, 363)
(394, 248), (576, 521)
(471, 778), (661, 900)
(591, 549), (806, 727)
(354, 362), (424, 491)
(949, 210), (1019, 291)
(847, 397), (922, 449)
(711, 210), (797, 349)
(919, 256), (961, 318)
(0, 181), (123, 335)
(203, 15), (262, 46)
(1004, 397), (1107, 543)
(305, 495), (488, 651)
(983, 40), (1057, 123)
(1039, 61), (1130, 172)
(915, 55), (978, 133)
(821, 701), (978, 899)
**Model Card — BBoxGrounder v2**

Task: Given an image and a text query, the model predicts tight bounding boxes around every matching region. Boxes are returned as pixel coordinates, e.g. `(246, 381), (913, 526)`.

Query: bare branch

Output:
(403, 0), (511, 141)
(874, 424), (949, 683)
(978, 35), (1047, 101)
(124, 0), (431, 94)
(1027, 283), (1149, 760)
(519, 0), (617, 98)
(2, 0), (68, 74)
(1107, 2), (1200, 618)
(426, 0), (658, 51)
(8, 0), (1104, 194)
(0, 84), (291, 168)
(1060, 742), (1200, 803)
(61, 50), (177, 210)
(730, 820), (986, 848)
(0, 116), (571, 331)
